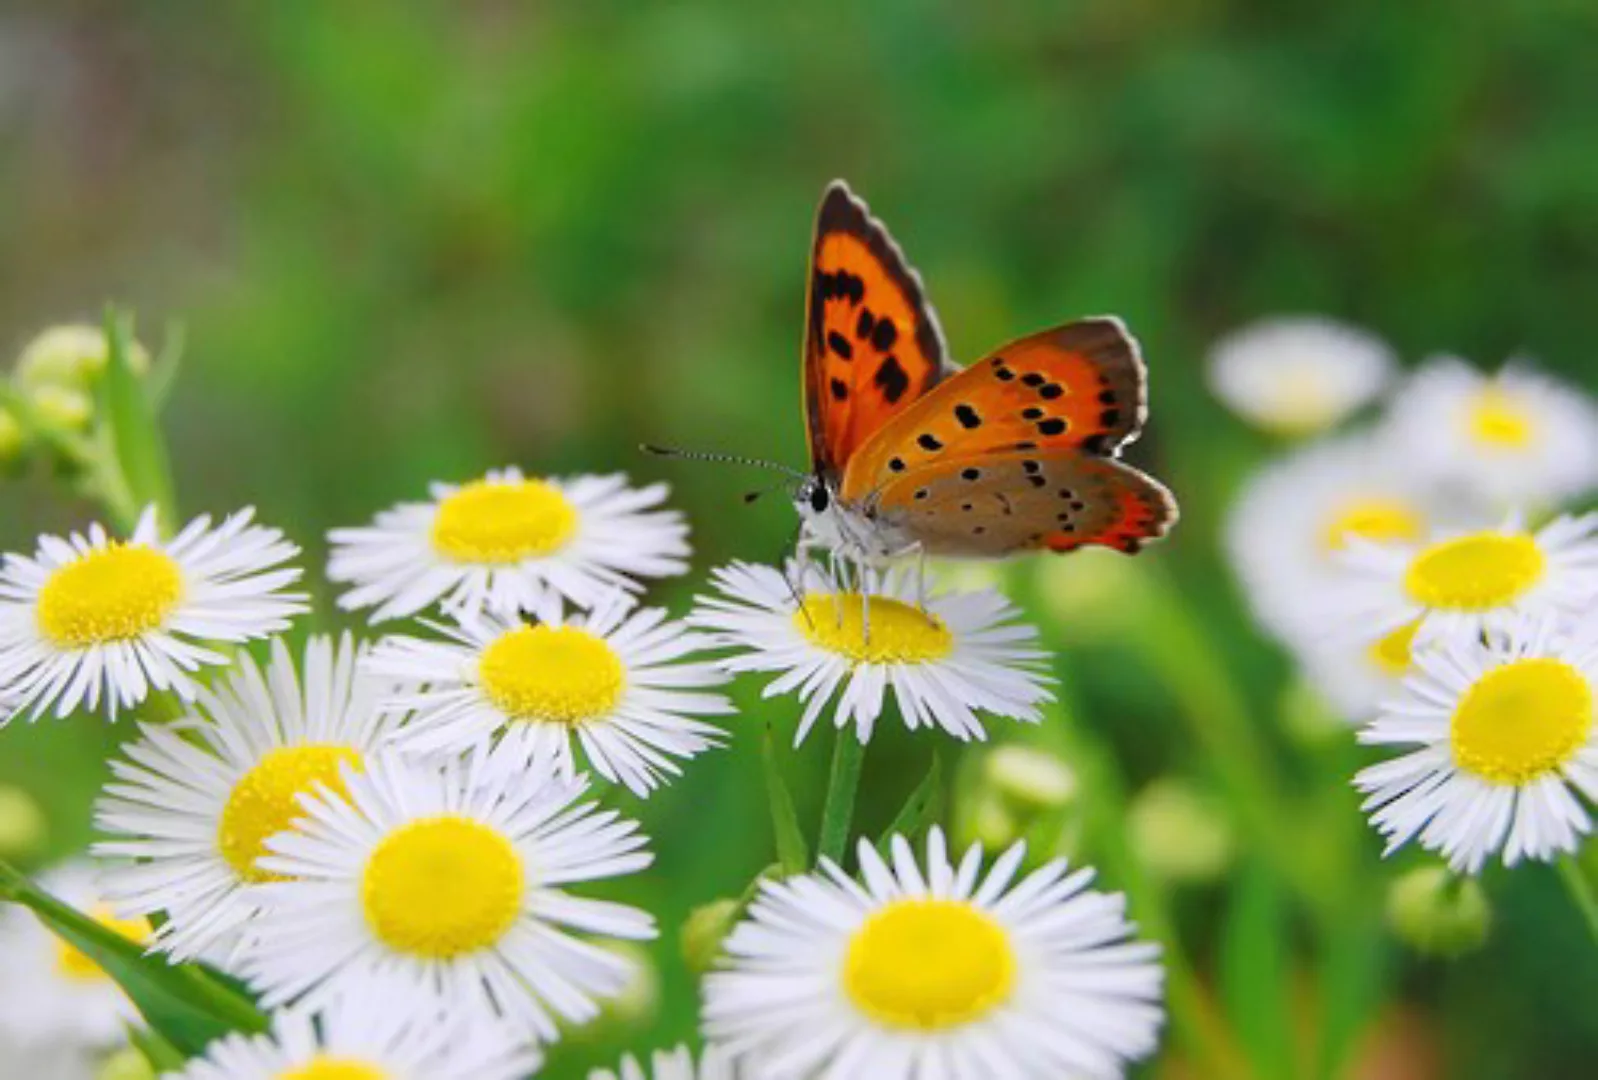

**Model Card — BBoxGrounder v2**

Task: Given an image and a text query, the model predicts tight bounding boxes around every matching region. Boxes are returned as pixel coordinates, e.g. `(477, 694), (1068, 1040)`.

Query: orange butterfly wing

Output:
(804, 181), (949, 480)
(839, 318), (1146, 502)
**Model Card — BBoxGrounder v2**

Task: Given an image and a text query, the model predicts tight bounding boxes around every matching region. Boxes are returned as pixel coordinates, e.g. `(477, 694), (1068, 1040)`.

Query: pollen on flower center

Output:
(796, 594), (954, 664)
(1403, 533), (1546, 611)
(277, 1057), (389, 1080)
(54, 905), (151, 983)
(361, 815), (524, 959)
(844, 898), (1016, 1030)
(1451, 658), (1592, 784)
(1321, 498), (1424, 553)
(36, 543), (183, 648)
(430, 479), (577, 564)
(1369, 619), (1421, 676)
(1467, 388), (1535, 449)
(478, 624), (624, 723)
(218, 746), (362, 883)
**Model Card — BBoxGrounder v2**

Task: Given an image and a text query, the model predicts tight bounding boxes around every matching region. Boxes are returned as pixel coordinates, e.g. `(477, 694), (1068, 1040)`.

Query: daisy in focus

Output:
(0, 861), (147, 1059)
(367, 593), (731, 796)
(1335, 514), (1598, 646)
(240, 742), (657, 1042)
(94, 633), (397, 963)
(1385, 357), (1598, 511)
(0, 506), (306, 721)
(1355, 615), (1598, 872)
(327, 468), (690, 622)
(703, 828), (1165, 1080)
(165, 995), (542, 1080)
(1207, 316), (1395, 436)
(590, 1044), (738, 1080)
(691, 561), (1051, 745)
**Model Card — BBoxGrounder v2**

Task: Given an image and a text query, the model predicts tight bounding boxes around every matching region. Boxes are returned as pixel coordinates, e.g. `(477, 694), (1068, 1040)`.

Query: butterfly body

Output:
(795, 181), (1178, 569)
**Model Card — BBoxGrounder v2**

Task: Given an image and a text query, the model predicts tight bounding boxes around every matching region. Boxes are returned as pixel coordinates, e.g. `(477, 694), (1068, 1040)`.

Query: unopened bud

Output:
(0, 406), (26, 467)
(1386, 865), (1490, 957)
(97, 1047), (155, 1080)
(16, 323), (150, 391)
(30, 384), (93, 431)
(0, 785), (47, 860)
(681, 896), (742, 975)
(983, 745), (1077, 815)
(1129, 777), (1234, 884)
(964, 791), (1022, 851)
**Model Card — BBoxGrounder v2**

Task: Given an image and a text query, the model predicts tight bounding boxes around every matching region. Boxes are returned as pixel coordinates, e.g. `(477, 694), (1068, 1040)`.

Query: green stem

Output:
(1557, 857), (1598, 945)
(817, 731), (866, 864)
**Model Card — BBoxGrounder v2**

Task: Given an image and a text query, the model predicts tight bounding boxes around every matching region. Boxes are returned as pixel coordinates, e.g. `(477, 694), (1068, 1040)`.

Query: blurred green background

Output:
(3, 3), (1597, 1077)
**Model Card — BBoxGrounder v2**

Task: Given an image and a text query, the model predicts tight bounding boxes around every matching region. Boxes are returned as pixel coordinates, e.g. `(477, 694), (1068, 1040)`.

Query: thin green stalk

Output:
(1557, 857), (1598, 945)
(817, 731), (866, 864)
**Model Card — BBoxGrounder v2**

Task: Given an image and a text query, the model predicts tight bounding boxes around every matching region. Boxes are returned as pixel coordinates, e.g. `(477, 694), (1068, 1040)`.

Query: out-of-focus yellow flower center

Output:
(361, 815), (523, 959)
(478, 624), (624, 723)
(844, 899), (1015, 1029)
(1321, 498), (1425, 553)
(36, 543), (182, 648)
(219, 746), (362, 882)
(1368, 620), (1422, 676)
(1403, 533), (1545, 611)
(53, 905), (151, 983)
(1452, 658), (1591, 784)
(430, 479), (576, 564)
(796, 594), (953, 664)
(276, 1058), (388, 1080)
(1259, 369), (1338, 435)
(1467, 388), (1535, 449)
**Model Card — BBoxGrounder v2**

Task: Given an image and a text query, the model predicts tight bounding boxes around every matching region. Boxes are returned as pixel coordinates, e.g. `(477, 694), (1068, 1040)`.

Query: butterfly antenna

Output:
(640, 444), (807, 481)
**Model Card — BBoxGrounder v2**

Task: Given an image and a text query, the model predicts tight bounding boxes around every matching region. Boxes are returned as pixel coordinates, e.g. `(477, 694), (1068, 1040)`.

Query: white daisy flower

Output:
(327, 468), (690, 622)
(0, 861), (146, 1056)
(165, 995), (543, 1080)
(366, 593), (731, 796)
(691, 561), (1051, 745)
(590, 1044), (739, 1080)
(1335, 514), (1598, 645)
(1355, 615), (1598, 873)
(0, 506), (306, 722)
(703, 828), (1165, 1080)
(1385, 357), (1598, 511)
(93, 633), (398, 963)
(239, 742), (657, 1043)
(1296, 621), (1426, 724)
(1207, 316), (1395, 435)
(1224, 431), (1441, 646)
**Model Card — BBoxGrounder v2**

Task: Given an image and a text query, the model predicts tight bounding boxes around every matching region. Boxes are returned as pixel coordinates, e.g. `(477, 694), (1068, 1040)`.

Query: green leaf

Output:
(147, 321), (186, 414)
(99, 308), (177, 532)
(1219, 860), (1295, 1080)
(127, 1025), (190, 1072)
(0, 860), (268, 1058)
(761, 725), (809, 874)
(877, 751), (943, 856)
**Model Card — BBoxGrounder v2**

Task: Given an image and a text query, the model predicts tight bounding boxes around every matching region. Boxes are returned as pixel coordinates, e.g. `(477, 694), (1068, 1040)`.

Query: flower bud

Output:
(97, 1047), (155, 1080)
(983, 744), (1077, 815)
(30, 384), (93, 431)
(1386, 865), (1490, 957)
(681, 896), (742, 975)
(0, 785), (47, 861)
(0, 406), (26, 468)
(16, 323), (150, 391)
(1129, 777), (1235, 884)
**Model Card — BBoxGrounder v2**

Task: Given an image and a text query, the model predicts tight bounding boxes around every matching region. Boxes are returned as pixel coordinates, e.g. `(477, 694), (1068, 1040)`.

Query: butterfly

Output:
(792, 179), (1177, 575)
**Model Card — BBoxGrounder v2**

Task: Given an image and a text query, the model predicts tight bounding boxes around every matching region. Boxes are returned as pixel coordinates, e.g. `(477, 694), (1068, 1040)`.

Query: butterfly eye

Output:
(809, 485), (831, 513)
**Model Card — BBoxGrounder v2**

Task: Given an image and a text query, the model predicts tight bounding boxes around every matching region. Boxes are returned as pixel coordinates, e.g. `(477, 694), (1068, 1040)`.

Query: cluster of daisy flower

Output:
(0, 447), (1166, 1077)
(1215, 316), (1598, 875)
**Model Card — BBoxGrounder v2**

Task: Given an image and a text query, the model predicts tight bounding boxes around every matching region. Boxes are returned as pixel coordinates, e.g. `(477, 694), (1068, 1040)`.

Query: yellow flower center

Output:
(1368, 620), (1422, 677)
(796, 594), (954, 664)
(1451, 658), (1592, 784)
(844, 899), (1016, 1030)
(1260, 369), (1337, 435)
(277, 1059), (388, 1080)
(1403, 533), (1546, 612)
(1467, 388), (1535, 449)
(53, 905), (151, 983)
(478, 624), (624, 724)
(1320, 498), (1425, 553)
(430, 479), (576, 564)
(218, 746), (363, 883)
(36, 543), (183, 648)
(361, 815), (524, 959)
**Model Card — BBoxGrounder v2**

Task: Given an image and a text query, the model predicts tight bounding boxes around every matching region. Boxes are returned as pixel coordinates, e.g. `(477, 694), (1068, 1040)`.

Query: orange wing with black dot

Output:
(839, 318), (1147, 501)
(804, 181), (950, 481)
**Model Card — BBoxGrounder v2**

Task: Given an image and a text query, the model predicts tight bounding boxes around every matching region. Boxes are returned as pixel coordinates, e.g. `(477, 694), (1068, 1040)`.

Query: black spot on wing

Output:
(875, 357), (910, 403)
(827, 332), (854, 360)
(830, 378), (848, 401)
(1038, 418), (1067, 436)
(954, 404), (981, 429)
(870, 318), (898, 351)
(917, 433), (943, 451)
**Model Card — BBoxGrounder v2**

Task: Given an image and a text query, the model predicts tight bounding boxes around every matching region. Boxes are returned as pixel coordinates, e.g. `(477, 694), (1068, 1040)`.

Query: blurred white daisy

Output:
(703, 828), (1164, 1080)
(1335, 514), (1598, 645)
(0, 506), (306, 721)
(0, 861), (146, 1057)
(1356, 615), (1598, 873)
(691, 561), (1051, 746)
(1224, 431), (1439, 646)
(1385, 357), (1598, 511)
(367, 593), (731, 796)
(1207, 316), (1395, 436)
(327, 468), (690, 622)
(590, 1044), (738, 1080)
(1296, 620), (1427, 723)
(94, 634), (397, 963)
(164, 995), (542, 1080)
(240, 742), (657, 1042)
